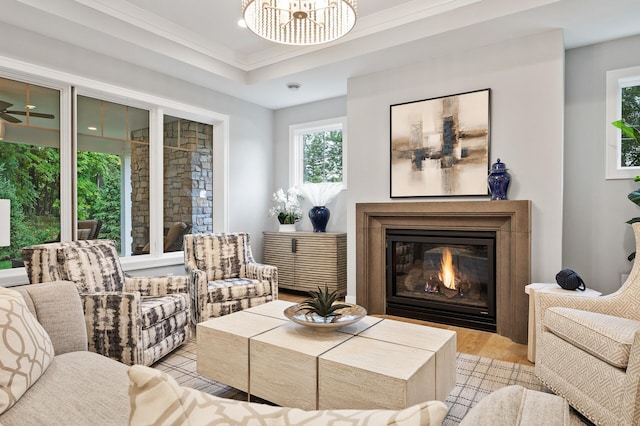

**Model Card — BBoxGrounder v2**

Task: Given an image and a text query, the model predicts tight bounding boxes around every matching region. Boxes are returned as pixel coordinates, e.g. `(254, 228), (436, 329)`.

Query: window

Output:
(0, 62), (229, 276)
(606, 66), (640, 179)
(289, 117), (347, 187)
(77, 95), (150, 255)
(161, 115), (213, 253)
(0, 76), (61, 269)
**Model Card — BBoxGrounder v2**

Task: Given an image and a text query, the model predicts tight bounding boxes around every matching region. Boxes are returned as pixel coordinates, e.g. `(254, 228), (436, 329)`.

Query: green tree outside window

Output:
(302, 129), (343, 183)
(621, 85), (640, 167)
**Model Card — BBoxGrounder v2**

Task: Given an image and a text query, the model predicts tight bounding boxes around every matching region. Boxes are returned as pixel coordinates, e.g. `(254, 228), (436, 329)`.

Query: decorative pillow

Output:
(128, 365), (448, 426)
(0, 288), (55, 414)
(62, 242), (126, 292)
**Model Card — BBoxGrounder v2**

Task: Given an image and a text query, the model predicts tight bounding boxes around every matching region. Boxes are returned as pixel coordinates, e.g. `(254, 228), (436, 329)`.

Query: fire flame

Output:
(438, 248), (457, 290)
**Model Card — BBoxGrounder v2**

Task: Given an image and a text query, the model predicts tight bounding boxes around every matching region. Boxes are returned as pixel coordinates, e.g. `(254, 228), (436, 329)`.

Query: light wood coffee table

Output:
(197, 300), (456, 410)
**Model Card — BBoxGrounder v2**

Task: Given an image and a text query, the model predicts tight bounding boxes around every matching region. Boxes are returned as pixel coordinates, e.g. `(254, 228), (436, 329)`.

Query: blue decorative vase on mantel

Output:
(308, 206), (330, 232)
(488, 158), (511, 200)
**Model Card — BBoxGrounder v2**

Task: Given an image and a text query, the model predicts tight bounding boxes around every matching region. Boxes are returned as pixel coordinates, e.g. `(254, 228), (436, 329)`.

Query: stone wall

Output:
(130, 119), (213, 252)
(130, 130), (150, 252)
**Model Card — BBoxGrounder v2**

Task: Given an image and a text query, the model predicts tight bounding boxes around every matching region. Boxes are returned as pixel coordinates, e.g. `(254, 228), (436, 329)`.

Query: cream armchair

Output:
(535, 223), (640, 426)
(183, 232), (278, 324)
(21, 239), (191, 366)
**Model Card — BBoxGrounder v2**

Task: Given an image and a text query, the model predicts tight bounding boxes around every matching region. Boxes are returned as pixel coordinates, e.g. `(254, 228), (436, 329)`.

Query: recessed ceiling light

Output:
(88, 126), (97, 131)
(237, 18), (247, 28)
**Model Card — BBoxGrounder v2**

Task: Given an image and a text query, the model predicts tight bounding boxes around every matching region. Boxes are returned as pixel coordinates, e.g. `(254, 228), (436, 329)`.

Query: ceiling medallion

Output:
(241, 0), (357, 46)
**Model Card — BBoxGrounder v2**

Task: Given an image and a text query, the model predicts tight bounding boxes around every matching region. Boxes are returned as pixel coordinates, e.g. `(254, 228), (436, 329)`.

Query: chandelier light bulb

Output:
(242, 0), (357, 46)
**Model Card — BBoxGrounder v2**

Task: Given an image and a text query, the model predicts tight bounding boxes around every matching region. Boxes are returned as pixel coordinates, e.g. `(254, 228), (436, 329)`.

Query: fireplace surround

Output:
(356, 200), (531, 344)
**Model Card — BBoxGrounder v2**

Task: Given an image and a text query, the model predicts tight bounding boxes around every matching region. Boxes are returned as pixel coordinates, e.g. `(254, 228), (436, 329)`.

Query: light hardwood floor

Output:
(279, 289), (532, 366)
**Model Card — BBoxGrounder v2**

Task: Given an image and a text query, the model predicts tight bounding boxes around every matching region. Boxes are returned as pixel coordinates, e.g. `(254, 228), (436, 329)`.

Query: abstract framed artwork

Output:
(390, 89), (491, 197)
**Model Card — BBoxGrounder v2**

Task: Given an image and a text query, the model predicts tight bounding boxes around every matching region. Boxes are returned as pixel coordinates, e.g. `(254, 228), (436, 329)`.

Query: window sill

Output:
(120, 251), (184, 270)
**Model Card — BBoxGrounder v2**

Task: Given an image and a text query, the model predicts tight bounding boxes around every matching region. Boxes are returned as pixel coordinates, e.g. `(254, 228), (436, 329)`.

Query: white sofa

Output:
(0, 281), (130, 425)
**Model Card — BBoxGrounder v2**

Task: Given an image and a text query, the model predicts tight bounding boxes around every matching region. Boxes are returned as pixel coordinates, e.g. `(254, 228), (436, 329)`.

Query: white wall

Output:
(273, 97), (347, 233)
(564, 34), (640, 294)
(346, 30), (565, 299)
(225, 110), (274, 261)
(0, 24), (274, 283)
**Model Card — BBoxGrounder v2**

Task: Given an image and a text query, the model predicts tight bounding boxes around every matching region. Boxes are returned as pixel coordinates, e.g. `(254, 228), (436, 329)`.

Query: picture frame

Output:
(390, 89), (491, 197)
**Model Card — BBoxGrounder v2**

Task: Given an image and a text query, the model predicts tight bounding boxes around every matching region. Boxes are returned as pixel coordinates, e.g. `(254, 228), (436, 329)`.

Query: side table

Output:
(525, 283), (601, 363)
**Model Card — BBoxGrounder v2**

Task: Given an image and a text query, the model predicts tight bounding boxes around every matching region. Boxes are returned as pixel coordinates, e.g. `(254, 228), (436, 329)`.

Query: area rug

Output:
(153, 340), (589, 425)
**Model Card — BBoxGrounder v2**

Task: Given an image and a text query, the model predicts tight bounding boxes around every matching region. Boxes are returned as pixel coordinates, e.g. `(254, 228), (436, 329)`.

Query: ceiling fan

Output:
(0, 100), (55, 123)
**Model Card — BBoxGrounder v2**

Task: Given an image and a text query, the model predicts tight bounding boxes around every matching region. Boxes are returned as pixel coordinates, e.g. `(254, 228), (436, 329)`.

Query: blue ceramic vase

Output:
(488, 159), (511, 200)
(308, 206), (330, 232)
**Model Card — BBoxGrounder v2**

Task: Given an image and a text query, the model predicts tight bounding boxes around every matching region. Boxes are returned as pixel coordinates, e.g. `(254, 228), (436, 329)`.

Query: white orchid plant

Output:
(269, 187), (303, 224)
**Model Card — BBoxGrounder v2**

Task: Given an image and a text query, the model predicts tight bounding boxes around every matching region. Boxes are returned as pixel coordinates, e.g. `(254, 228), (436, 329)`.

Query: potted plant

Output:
(297, 285), (351, 322)
(269, 187), (303, 232)
(613, 120), (640, 260)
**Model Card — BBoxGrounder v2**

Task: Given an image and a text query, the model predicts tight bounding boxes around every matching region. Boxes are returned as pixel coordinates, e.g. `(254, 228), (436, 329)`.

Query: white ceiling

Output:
(1, 0), (640, 110)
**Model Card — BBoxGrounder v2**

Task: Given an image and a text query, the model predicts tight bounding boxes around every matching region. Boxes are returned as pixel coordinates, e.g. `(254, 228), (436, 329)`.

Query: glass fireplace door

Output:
(386, 229), (496, 331)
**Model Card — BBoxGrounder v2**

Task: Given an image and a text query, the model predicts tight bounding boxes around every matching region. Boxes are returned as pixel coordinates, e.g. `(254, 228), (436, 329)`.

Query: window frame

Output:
(606, 65), (640, 179)
(72, 89), (230, 259)
(288, 116), (347, 188)
(0, 66), (73, 242)
(0, 56), (229, 283)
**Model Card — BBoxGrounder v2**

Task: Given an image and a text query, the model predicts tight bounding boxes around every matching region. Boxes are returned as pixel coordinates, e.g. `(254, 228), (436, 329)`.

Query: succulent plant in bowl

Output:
(298, 285), (350, 322)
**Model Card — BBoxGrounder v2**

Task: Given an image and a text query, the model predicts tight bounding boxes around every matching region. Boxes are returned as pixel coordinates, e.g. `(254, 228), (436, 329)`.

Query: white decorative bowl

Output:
(283, 303), (367, 331)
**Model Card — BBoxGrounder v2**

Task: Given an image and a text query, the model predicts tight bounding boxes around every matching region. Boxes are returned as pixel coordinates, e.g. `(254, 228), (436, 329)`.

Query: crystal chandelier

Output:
(241, 0), (357, 46)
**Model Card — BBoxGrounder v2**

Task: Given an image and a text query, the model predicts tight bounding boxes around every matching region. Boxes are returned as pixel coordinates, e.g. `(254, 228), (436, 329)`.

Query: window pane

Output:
(621, 84), (640, 168)
(302, 129), (343, 183)
(0, 77), (60, 269)
(77, 95), (149, 256)
(162, 116), (213, 253)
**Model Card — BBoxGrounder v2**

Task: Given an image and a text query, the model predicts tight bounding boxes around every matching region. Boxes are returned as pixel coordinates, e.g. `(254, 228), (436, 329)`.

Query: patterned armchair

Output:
(535, 222), (640, 426)
(21, 239), (190, 366)
(183, 233), (278, 324)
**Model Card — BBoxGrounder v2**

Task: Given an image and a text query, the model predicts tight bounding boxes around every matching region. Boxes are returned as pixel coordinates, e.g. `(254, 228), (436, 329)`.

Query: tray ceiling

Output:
(1, 0), (639, 109)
